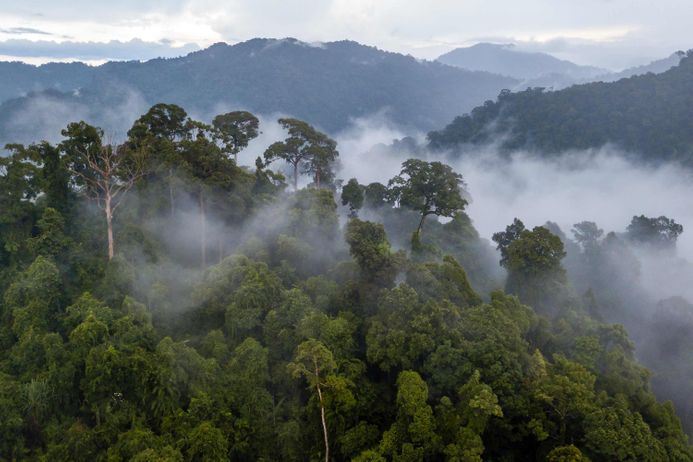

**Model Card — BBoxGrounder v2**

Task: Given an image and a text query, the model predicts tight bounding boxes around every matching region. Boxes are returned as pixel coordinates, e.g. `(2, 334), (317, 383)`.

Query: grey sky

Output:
(0, 0), (691, 69)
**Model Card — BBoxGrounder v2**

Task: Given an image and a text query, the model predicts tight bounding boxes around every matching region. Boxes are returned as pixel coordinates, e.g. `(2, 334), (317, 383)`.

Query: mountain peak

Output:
(437, 42), (606, 80)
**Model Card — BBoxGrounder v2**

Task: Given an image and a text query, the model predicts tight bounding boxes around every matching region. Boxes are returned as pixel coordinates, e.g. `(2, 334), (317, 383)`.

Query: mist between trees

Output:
(1, 102), (693, 461)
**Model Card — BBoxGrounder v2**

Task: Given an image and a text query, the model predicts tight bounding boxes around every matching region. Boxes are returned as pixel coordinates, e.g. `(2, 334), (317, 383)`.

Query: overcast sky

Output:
(0, 0), (691, 69)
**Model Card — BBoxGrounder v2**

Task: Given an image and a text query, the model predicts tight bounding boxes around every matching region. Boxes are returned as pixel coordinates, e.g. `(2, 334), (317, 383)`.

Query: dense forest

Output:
(1, 102), (692, 461)
(428, 51), (693, 164)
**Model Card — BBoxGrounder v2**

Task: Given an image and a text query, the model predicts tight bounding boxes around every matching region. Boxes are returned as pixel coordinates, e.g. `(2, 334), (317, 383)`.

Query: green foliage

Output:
(547, 444), (591, 462)
(388, 159), (467, 239)
(341, 178), (365, 216)
(345, 218), (402, 286)
(0, 102), (690, 461)
(492, 218), (525, 267)
(428, 52), (693, 163)
(504, 226), (569, 313)
(264, 118), (339, 190)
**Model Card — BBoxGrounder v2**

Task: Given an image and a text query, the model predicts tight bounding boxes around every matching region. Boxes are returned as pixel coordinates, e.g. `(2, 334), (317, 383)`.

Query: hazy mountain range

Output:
(0, 38), (517, 145)
(0, 38), (686, 148)
(437, 43), (685, 90)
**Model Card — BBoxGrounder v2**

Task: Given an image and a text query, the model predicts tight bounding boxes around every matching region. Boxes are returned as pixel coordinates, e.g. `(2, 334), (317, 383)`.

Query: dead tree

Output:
(70, 139), (145, 260)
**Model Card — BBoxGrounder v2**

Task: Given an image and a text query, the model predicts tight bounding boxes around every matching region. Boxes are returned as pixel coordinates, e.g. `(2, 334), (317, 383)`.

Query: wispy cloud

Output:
(0, 27), (54, 36)
(0, 38), (200, 62)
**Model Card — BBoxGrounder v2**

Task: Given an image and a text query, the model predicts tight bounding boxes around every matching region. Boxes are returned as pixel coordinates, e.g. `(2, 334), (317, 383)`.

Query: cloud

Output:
(0, 38), (200, 62)
(0, 27), (54, 36)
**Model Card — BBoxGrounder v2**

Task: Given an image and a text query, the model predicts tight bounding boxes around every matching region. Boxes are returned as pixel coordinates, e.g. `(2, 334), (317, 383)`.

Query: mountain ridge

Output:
(0, 38), (518, 145)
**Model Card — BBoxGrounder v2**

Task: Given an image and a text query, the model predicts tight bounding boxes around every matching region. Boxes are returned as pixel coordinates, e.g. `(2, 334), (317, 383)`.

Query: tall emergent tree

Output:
(264, 118), (338, 190)
(127, 103), (189, 217)
(61, 122), (145, 260)
(288, 339), (337, 462)
(212, 111), (260, 163)
(388, 159), (467, 238)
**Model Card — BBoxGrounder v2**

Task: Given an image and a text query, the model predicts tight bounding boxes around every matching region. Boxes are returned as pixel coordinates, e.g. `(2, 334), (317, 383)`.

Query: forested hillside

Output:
(0, 38), (517, 146)
(1, 103), (692, 461)
(428, 51), (693, 164)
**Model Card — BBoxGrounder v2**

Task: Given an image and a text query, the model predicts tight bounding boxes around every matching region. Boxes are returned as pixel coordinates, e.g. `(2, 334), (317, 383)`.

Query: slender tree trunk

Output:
(169, 167), (175, 217)
(218, 235), (223, 264)
(106, 194), (114, 260)
(293, 162), (299, 191)
(199, 192), (207, 267)
(315, 379), (329, 462)
(316, 169), (321, 189)
(416, 213), (427, 236)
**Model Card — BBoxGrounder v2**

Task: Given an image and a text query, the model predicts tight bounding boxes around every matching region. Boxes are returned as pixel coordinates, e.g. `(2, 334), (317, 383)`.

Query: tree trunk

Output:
(169, 167), (175, 217)
(293, 162), (299, 191)
(416, 213), (427, 236)
(316, 380), (329, 462)
(199, 192), (207, 267)
(106, 194), (114, 260)
(218, 235), (223, 264)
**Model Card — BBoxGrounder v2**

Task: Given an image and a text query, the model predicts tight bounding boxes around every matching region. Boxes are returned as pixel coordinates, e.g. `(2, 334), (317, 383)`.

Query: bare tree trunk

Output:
(218, 235), (223, 264)
(199, 192), (207, 267)
(416, 213), (427, 237)
(315, 380), (329, 462)
(71, 141), (144, 262)
(106, 194), (114, 260)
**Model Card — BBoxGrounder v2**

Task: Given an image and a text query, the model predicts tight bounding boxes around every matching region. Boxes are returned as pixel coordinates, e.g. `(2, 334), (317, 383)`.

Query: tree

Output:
(264, 118), (338, 190)
(0, 147), (40, 271)
(288, 339), (337, 462)
(128, 103), (189, 143)
(341, 178), (364, 217)
(345, 219), (401, 286)
(571, 221), (603, 254)
(546, 445), (591, 462)
(178, 120), (246, 266)
(492, 218), (525, 267)
(212, 111), (260, 163)
(186, 422), (228, 462)
(127, 103), (189, 217)
(62, 122), (146, 260)
(363, 182), (389, 209)
(626, 215), (683, 249)
(302, 130), (339, 189)
(504, 226), (567, 312)
(379, 371), (439, 459)
(388, 159), (467, 239)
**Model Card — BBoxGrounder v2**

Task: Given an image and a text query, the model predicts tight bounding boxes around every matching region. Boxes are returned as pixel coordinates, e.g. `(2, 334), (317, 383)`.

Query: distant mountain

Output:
(437, 43), (606, 81)
(0, 38), (518, 145)
(428, 51), (693, 165)
(601, 51), (686, 82)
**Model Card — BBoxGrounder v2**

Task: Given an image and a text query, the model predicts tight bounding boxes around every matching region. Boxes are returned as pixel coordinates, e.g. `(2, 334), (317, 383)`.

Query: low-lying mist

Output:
(335, 117), (693, 301)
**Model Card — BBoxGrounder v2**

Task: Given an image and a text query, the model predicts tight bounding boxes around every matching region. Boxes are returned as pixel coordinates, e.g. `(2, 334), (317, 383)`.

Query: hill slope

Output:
(0, 38), (518, 145)
(428, 51), (693, 164)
